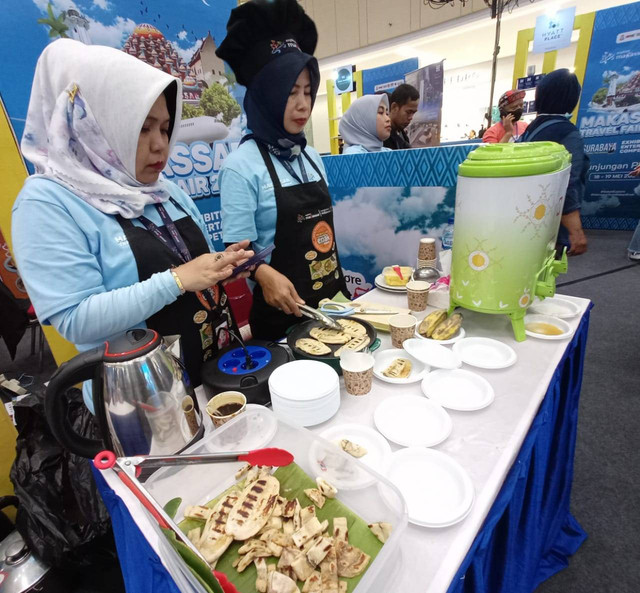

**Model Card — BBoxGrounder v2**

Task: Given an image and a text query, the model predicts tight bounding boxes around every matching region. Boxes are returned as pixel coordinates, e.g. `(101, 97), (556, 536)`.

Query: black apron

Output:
(117, 200), (239, 386)
(249, 144), (349, 340)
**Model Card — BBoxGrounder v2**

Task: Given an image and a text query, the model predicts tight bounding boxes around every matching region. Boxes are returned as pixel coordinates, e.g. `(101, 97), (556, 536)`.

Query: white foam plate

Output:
(374, 274), (408, 293)
(403, 338), (462, 370)
(452, 337), (517, 370)
(373, 348), (428, 384)
(374, 395), (452, 447)
(385, 447), (474, 528)
(414, 326), (466, 345)
(529, 296), (580, 319)
(421, 369), (495, 411)
(309, 424), (392, 490)
(524, 314), (574, 340)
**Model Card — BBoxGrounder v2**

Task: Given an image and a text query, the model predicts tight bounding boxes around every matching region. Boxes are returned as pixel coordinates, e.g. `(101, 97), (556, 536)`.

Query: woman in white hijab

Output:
(339, 93), (392, 154)
(12, 39), (252, 408)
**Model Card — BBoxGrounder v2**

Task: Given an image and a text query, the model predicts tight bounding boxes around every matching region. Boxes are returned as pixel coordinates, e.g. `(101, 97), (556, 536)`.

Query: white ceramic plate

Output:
(385, 447), (474, 528)
(414, 326), (466, 345)
(421, 369), (495, 411)
(529, 296), (580, 319)
(403, 338), (462, 370)
(373, 348), (428, 384)
(374, 274), (408, 293)
(374, 395), (452, 447)
(524, 314), (574, 340)
(452, 337), (517, 370)
(308, 424), (392, 490)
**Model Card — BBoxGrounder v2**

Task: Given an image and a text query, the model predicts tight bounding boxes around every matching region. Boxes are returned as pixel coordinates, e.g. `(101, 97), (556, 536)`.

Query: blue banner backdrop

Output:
(361, 58), (419, 95)
(321, 145), (476, 297)
(577, 1), (640, 230)
(1, 0), (241, 250)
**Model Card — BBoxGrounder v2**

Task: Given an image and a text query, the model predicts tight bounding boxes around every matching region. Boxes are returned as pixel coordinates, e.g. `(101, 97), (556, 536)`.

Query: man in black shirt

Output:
(383, 84), (419, 150)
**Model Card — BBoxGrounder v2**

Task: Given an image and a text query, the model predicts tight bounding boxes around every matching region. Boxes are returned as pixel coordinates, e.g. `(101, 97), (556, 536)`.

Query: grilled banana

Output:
(418, 309), (448, 337)
(432, 313), (463, 340)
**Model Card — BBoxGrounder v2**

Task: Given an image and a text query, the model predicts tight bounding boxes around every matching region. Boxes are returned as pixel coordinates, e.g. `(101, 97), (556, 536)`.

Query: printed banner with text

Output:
(1, 0), (241, 250)
(577, 2), (640, 227)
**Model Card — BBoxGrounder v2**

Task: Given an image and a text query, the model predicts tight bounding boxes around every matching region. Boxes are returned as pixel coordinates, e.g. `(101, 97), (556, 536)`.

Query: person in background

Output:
(468, 129), (477, 140)
(519, 69), (588, 256)
(626, 165), (640, 260)
(12, 40), (252, 409)
(340, 94), (392, 154)
(383, 83), (419, 150)
(478, 123), (487, 139)
(483, 89), (528, 143)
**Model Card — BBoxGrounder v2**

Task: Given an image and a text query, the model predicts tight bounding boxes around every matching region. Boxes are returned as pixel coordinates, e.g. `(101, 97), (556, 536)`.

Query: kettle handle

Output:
(45, 346), (107, 458)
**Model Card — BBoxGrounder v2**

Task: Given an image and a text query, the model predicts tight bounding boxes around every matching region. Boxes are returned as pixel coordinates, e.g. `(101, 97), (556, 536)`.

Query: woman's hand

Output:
(173, 248), (253, 292)
(254, 265), (305, 316)
(561, 211), (587, 256)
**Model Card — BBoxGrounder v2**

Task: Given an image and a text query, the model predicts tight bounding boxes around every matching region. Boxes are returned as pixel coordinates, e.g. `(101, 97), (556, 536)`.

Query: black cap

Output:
(216, 0), (317, 87)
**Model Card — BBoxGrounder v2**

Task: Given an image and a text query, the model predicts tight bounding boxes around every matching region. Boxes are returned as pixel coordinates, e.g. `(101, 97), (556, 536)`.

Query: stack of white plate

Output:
(268, 360), (341, 427)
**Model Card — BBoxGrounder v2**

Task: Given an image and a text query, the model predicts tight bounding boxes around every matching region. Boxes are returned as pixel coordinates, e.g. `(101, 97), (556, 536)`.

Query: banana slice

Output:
(334, 335), (370, 357)
(309, 327), (351, 344)
(368, 522), (392, 543)
(226, 476), (280, 541)
(296, 338), (331, 356)
(382, 358), (412, 379)
(339, 439), (367, 458)
(337, 319), (367, 337)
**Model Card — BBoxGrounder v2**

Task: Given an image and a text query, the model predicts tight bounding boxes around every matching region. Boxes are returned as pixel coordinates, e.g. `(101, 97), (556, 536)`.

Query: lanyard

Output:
(138, 199), (192, 264)
(138, 199), (218, 309)
(280, 155), (309, 185)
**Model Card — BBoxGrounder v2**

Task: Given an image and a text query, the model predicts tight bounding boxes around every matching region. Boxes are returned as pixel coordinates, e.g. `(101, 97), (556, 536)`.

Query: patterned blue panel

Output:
(582, 216), (639, 231)
(322, 145), (477, 188)
(594, 2), (640, 30)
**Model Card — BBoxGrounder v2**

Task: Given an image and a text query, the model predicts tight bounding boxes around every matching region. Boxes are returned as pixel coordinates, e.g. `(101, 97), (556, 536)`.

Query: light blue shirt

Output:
(12, 177), (213, 410)
(219, 139), (328, 260)
(342, 145), (392, 155)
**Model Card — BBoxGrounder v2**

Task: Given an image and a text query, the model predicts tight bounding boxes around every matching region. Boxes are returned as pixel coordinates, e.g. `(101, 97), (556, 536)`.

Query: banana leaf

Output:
(175, 463), (383, 593)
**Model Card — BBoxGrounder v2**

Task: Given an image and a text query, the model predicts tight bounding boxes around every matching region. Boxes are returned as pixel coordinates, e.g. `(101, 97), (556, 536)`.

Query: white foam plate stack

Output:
(269, 360), (341, 427)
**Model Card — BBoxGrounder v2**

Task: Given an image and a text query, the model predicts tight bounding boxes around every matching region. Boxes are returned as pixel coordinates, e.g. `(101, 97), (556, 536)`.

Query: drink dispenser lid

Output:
(458, 142), (570, 178)
(104, 329), (161, 362)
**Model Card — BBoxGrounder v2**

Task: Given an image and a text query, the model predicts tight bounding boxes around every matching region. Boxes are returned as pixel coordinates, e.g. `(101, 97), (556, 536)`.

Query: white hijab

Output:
(21, 39), (183, 219)
(339, 94), (389, 152)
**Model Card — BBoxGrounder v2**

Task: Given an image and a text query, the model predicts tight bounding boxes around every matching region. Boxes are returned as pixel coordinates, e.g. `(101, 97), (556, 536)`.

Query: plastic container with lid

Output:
(451, 141), (571, 341)
(145, 405), (408, 593)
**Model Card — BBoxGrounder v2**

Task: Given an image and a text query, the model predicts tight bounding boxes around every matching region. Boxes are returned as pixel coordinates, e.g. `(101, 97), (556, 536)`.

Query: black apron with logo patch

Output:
(117, 203), (239, 386)
(249, 144), (349, 340)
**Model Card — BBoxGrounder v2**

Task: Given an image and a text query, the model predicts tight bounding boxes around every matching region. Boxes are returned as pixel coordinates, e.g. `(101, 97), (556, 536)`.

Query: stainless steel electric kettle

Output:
(45, 329), (202, 458)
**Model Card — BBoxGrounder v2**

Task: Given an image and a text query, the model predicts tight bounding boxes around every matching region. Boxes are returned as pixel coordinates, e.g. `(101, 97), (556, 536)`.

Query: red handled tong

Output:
(94, 447), (294, 592)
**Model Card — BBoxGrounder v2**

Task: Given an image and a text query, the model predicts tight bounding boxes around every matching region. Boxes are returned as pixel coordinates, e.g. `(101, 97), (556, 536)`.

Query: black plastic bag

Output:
(9, 387), (114, 570)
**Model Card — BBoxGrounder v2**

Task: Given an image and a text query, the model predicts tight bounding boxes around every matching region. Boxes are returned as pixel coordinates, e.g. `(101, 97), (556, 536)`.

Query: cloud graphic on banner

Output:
(171, 39), (201, 64)
(178, 30), (188, 40)
(88, 16), (136, 46)
(226, 114), (247, 141)
(333, 186), (450, 270)
(581, 195), (621, 215)
(92, 0), (111, 9)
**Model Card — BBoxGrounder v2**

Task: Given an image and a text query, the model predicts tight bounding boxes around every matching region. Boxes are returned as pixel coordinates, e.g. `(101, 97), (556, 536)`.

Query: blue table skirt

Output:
(447, 305), (591, 593)
(94, 307), (591, 593)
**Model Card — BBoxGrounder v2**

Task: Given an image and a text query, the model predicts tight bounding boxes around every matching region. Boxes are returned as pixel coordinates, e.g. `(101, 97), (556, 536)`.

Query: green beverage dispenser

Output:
(449, 142), (572, 341)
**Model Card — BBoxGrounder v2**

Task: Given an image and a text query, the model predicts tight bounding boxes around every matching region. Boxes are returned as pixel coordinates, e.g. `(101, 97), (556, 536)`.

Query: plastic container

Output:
(440, 217), (455, 250)
(145, 405), (408, 593)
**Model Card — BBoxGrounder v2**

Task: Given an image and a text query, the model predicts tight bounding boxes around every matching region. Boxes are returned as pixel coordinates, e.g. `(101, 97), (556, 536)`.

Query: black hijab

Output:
(216, 0), (319, 160)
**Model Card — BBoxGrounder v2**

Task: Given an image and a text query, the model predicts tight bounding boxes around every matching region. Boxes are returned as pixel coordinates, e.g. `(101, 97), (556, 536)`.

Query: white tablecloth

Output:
(101, 289), (590, 593)
(316, 289), (590, 593)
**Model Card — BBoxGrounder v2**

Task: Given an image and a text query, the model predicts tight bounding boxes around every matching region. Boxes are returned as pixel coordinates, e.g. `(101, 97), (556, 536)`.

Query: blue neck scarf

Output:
(243, 52), (319, 161)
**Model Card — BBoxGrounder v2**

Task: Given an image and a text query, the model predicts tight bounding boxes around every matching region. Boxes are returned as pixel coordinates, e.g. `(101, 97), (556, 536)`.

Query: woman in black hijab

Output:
(520, 69), (589, 255)
(217, 0), (349, 340)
